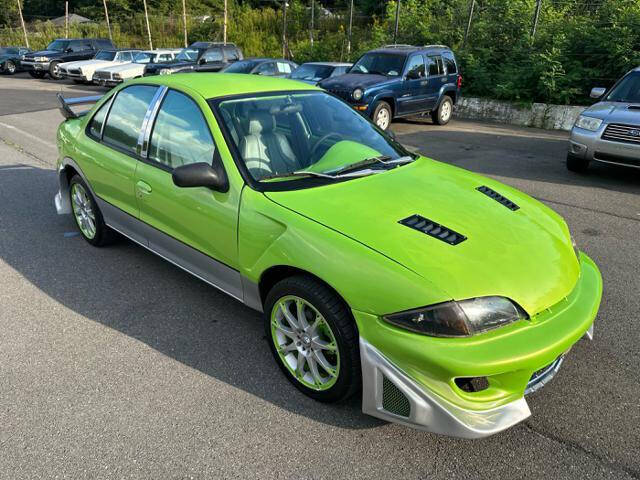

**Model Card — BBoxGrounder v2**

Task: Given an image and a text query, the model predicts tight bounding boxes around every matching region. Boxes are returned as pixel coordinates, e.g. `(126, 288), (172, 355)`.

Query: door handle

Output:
(136, 180), (152, 197)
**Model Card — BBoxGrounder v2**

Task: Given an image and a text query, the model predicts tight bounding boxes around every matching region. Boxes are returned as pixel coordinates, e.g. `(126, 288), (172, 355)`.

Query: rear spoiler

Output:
(57, 93), (103, 120)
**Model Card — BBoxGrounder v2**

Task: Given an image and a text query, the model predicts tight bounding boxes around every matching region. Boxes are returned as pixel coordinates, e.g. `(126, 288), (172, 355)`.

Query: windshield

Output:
(291, 64), (333, 81)
(46, 40), (70, 52)
(350, 53), (405, 76)
(214, 92), (410, 186)
(0, 47), (18, 55)
(94, 51), (116, 61)
(606, 72), (640, 103)
(176, 48), (199, 61)
(222, 60), (258, 73)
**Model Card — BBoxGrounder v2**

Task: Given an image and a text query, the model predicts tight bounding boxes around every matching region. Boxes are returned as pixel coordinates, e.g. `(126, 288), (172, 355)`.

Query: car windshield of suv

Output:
(222, 60), (259, 73)
(46, 40), (70, 52)
(350, 53), (405, 76)
(291, 64), (333, 81)
(214, 92), (412, 185)
(0, 47), (18, 55)
(176, 48), (198, 61)
(94, 51), (116, 61)
(606, 72), (640, 103)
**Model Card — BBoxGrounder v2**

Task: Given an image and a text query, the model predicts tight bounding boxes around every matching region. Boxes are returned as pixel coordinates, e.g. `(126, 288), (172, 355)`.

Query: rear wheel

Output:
(372, 101), (392, 131)
(69, 175), (116, 247)
(264, 275), (361, 403)
(28, 70), (46, 79)
(431, 96), (453, 125)
(566, 153), (590, 173)
(3, 60), (16, 74)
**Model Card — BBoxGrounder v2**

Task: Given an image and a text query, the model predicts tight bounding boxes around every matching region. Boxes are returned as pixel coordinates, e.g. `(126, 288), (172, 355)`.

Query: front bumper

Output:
(62, 71), (89, 81)
(355, 253), (601, 438)
(21, 60), (50, 71)
(94, 78), (121, 87)
(569, 124), (640, 169)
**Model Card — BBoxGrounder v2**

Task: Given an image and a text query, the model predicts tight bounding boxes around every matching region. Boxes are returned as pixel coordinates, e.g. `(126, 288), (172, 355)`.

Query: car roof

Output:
(142, 49), (181, 54)
(302, 62), (352, 67)
(189, 42), (238, 48)
(368, 44), (452, 55)
(130, 72), (319, 99)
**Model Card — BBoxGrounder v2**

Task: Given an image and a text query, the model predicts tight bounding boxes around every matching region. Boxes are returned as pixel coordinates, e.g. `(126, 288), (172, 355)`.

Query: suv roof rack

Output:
(422, 44), (450, 49)
(382, 44), (415, 48)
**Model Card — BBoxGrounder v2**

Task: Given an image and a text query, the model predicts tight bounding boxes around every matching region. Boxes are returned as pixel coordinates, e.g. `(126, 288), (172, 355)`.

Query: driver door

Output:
(134, 88), (243, 296)
(397, 54), (427, 115)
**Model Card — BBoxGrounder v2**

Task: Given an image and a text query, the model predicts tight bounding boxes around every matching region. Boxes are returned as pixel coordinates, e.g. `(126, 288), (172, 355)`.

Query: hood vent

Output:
(399, 215), (467, 245)
(476, 185), (520, 211)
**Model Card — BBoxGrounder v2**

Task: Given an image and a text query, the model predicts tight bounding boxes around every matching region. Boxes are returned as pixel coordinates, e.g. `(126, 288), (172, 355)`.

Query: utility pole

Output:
(282, 1), (288, 59)
(182, 0), (187, 47)
(142, 0), (153, 50)
(103, 0), (112, 41)
(310, 0), (314, 47)
(65, 1), (69, 39)
(393, 0), (401, 45)
(463, 0), (475, 48)
(347, 0), (353, 56)
(531, 0), (542, 38)
(17, 0), (28, 48)
(223, 0), (228, 45)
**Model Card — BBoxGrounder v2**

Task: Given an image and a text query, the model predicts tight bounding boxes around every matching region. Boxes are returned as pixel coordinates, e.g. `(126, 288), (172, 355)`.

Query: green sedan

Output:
(55, 73), (602, 438)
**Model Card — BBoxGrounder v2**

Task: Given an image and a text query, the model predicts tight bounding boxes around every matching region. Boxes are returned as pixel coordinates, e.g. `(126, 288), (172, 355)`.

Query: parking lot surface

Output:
(1, 73), (639, 479)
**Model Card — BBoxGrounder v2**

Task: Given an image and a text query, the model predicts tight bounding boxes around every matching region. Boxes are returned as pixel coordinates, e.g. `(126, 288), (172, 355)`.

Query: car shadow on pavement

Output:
(0, 164), (384, 431)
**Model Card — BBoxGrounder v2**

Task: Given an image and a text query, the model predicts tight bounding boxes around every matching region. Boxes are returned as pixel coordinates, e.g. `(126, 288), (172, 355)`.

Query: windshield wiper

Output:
(329, 155), (414, 176)
(260, 170), (336, 181)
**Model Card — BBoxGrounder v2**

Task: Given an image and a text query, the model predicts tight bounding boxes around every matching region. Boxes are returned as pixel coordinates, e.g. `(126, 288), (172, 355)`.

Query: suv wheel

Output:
(28, 70), (46, 79)
(49, 61), (62, 80)
(432, 96), (453, 125)
(372, 101), (392, 130)
(264, 275), (361, 403)
(3, 60), (16, 74)
(566, 153), (590, 173)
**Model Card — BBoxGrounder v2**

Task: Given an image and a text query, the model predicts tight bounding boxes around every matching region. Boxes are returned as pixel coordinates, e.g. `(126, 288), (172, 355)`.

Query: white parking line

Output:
(0, 121), (56, 149)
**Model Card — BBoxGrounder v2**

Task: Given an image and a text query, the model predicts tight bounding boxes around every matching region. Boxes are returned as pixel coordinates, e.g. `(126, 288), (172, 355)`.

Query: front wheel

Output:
(49, 61), (62, 80)
(264, 275), (361, 403)
(371, 101), (392, 131)
(69, 175), (116, 246)
(3, 60), (16, 74)
(431, 96), (453, 125)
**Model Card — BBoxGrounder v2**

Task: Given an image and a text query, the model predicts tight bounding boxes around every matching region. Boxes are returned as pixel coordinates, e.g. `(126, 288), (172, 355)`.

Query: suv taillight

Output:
(457, 75), (462, 88)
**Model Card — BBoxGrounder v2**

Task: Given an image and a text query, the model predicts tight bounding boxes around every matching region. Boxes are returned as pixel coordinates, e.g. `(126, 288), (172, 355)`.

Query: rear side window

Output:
(202, 49), (223, 62)
(103, 85), (158, 154)
(148, 90), (215, 169)
(277, 62), (292, 74)
(427, 55), (444, 76)
(443, 53), (457, 74)
(88, 98), (111, 139)
(223, 47), (239, 61)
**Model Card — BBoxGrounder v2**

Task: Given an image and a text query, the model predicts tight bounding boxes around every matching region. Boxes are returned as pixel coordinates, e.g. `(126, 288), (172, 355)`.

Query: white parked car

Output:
(59, 49), (140, 83)
(93, 49), (181, 87)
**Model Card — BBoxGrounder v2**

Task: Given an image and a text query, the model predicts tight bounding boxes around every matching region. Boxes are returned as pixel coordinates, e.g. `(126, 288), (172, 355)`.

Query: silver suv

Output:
(567, 67), (640, 172)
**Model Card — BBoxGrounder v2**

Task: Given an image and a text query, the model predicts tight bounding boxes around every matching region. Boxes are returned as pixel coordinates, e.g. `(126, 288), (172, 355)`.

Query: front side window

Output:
(177, 48), (198, 61)
(0, 47), (18, 55)
(94, 51), (116, 61)
(46, 40), (70, 52)
(222, 60), (258, 73)
(70, 41), (90, 52)
(117, 51), (133, 62)
(102, 85), (158, 154)
(215, 92), (411, 185)
(133, 52), (153, 63)
(149, 90), (215, 169)
(606, 71), (640, 103)
(350, 53), (406, 76)
(277, 62), (293, 74)
(223, 47), (239, 61)
(291, 64), (333, 81)
(256, 62), (276, 75)
(202, 49), (223, 62)
(405, 55), (425, 78)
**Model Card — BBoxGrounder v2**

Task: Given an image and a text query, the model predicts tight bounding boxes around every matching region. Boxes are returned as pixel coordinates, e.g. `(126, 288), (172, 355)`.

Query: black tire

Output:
(371, 101), (392, 131)
(431, 95), (453, 125)
(49, 61), (62, 80)
(264, 275), (361, 403)
(3, 60), (16, 75)
(566, 153), (590, 173)
(28, 70), (46, 79)
(68, 174), (116, 247)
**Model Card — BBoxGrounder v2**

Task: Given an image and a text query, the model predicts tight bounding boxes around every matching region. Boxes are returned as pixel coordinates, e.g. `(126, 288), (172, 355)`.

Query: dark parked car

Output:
(21, 38), (115, 80)
(0, 46), (31, 74)
(319, 45), (462, 130)
(220, 58), (298, 77)
(289, 62), (352, 85)
(144, 42), (243, 76)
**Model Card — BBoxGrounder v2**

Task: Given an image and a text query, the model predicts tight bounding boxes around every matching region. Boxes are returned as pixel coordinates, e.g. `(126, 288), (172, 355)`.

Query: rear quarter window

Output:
(443, 53), (457, 74)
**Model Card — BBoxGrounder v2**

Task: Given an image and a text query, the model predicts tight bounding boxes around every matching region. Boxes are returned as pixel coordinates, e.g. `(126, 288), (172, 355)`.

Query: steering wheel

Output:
(310, 133), (344, 161)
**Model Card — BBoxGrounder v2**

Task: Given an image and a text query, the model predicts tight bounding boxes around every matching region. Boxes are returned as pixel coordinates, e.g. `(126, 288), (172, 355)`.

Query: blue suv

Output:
(319, 45), (461, 130)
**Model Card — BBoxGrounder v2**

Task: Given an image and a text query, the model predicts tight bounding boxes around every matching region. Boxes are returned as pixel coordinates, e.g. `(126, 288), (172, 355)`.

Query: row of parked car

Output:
(2, 37), (463, 131)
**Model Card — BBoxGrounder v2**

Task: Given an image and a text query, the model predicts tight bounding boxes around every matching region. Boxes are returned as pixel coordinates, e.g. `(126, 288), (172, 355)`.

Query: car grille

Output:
(399, 214), (467, 245)
(382, 376), (411, 418)
(476, 185), (520, 211)
(593, 151), (640, 168)
(601, 123), (640, 145)
(68, 68), (81, 75)
(93, 71), (111, 80)
(525, 354), (565, 395)
(326, 88), (354, 103)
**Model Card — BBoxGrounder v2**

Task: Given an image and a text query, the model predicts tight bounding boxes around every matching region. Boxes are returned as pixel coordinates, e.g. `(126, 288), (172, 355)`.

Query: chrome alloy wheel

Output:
(71, 183), (96, 239)
(270, 296), (340, 391)
(375, 107), (390, 130)
(441, 100), (452, 122)
(6, 61), (16, 74)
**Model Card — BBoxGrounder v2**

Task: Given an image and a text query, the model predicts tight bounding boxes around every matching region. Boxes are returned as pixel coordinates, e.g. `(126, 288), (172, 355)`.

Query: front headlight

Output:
(383, 296), (528, 337)
(159, 68), (172, 75)
(575, 115), (603, 131)
(34, 56), (49, 62)
(352, 88), (364, 101)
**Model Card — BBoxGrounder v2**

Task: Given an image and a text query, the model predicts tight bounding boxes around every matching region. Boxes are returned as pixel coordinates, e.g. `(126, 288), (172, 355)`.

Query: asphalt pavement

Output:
(0, 72), (639, 479)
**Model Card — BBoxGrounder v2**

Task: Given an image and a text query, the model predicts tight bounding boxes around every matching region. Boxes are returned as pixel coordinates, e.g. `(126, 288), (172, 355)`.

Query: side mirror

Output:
(590, 87), (606, 99)
(172, 162), (228, 192)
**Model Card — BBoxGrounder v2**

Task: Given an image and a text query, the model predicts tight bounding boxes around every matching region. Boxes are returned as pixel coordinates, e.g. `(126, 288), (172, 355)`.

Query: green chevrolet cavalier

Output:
(55, 73), (602, 438)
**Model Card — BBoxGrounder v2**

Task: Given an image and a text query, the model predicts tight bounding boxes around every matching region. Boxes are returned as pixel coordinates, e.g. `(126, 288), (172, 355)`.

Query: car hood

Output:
(100, 62), (143, 73)
(146, 60), (194, 72)
(60, 59), (110, 69)
(319, 73), (395, 91)
(582, 101), (640, 124)
(264, 158), (580, 315)
(24, 49), (63, 59)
